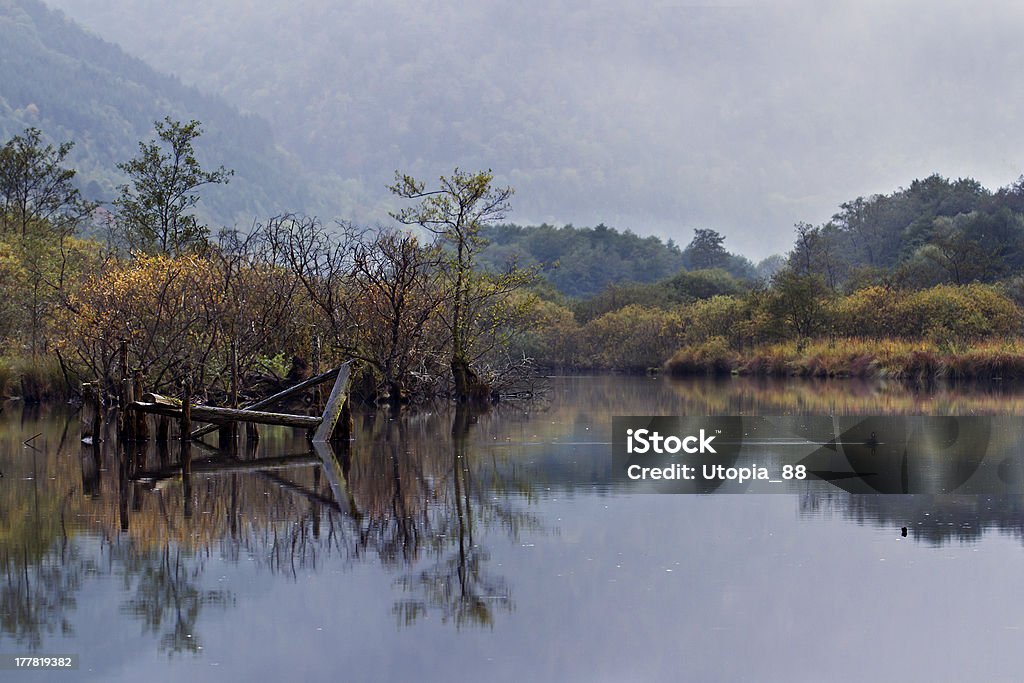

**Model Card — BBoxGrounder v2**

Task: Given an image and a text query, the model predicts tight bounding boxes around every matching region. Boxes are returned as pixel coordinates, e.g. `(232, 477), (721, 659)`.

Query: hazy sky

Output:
(47, 0), (1024, 258)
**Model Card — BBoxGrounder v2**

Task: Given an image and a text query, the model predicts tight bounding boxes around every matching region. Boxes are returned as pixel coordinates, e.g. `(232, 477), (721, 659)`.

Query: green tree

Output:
(115, 118), (233, 256)
(0, 127), (95, 238)
(389, 169), (529, 401)
(768, 269), (832, 345)
(0, 127), (98, 359)
(682, 228), (729, 270)
(924, 215), (1000, 285)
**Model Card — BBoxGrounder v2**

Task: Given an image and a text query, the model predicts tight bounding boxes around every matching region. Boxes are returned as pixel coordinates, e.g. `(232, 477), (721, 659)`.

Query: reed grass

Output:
(666, 337), (1024, 380)
(0, 357), (14, 398)
(1, 354), (74, 402)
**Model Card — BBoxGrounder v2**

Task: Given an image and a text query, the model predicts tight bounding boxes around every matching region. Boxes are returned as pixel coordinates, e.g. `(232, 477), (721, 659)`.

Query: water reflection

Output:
(4, 375), (1024, 665)
(1, 398), (543, 652)
(800, 492), (1024, 545)
(116, 544), (233, 654)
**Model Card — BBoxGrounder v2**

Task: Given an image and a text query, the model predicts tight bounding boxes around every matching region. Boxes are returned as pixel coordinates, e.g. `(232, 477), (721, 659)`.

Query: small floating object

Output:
(901, 527), (908, 537)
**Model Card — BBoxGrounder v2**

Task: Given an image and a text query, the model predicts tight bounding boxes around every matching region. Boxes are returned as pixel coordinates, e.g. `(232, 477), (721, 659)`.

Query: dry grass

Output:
(666, 337), (1024, 380)
(3, 354), (73, 402)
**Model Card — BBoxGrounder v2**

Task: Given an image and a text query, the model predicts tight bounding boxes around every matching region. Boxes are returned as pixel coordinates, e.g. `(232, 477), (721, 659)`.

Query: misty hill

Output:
(44, 1), (1024, 260)
(0, 0), (335, 226)
(41, 0), (798, 252)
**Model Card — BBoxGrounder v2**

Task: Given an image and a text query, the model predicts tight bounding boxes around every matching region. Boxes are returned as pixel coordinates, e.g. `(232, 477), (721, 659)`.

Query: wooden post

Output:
(80, 382), (102, 443)
(180, 378), (192, 439)
(118, 340), (129, 441)
(220, 340), (239, 449)
(79, 386), (102, 497)
(134, 370), (149, 441)
(156, 416), (169, 444)
(312, 362), (351, 443)
(124, 376), (136, 442)
(218, 423), (237, 452)
(180, 376), (193, 518)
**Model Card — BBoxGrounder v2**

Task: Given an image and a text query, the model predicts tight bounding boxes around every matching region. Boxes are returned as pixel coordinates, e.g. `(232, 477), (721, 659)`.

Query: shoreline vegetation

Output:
(666, 337), (1024, 381)
(7, 121), (1024, 405)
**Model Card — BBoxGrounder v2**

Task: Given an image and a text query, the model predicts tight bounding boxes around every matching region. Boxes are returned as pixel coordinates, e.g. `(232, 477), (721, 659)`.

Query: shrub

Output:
(665, 336), (737, 376)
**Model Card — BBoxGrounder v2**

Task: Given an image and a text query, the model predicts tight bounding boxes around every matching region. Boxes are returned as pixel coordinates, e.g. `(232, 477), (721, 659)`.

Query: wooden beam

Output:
(312, 362), (352, 443)
(129, 401), (322, 429)
(190, 365), (342, 439)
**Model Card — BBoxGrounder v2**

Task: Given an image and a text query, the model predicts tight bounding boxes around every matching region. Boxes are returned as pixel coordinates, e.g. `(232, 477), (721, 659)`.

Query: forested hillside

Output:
(788, 174), (1024, 290)
(42, 0), (808, 250)
(479, 223), (763, 298)
(0, 0), (332, 225)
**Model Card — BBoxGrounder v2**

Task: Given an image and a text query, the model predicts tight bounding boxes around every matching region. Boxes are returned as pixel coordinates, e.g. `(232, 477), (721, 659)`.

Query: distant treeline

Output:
(789, 174), (1024, 289)
(505, 174), (1024, 378)
(479, 222), (777, 298)
(6, 112), (1024, 403)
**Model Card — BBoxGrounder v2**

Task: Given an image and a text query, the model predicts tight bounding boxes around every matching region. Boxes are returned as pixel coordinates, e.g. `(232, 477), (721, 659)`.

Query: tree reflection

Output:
(799, 492), (1024, 545)
(390, 404), (519, 628)
(0, 542), (88, 648)
(116, 543), (233, 655)
(0, 398), (545, 654)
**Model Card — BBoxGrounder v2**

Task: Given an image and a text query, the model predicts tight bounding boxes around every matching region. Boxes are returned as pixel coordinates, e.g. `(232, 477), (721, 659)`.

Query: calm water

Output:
(3, 375), (1024, 681)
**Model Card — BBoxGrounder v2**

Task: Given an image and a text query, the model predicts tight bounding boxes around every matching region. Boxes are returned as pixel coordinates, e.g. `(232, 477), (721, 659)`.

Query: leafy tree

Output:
(682, 228), (729, 270)
(115, 118), (232, 256)
(0, 127), (95, 238)
(389, 169), (532, 401)
(0, 127), (98, 358)
(666, 268), (747, 301)
(923, 215), (999, 285)
(788, 222), (845, 290)
(768, 269), (832, 344)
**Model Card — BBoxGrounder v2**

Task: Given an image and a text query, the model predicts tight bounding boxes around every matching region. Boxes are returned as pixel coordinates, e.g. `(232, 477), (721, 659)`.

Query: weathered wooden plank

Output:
(140, 392), (179, 406)
(312, 363), (351, 443)
(190, 365), (342, 439)
(130, 401), (322, 429)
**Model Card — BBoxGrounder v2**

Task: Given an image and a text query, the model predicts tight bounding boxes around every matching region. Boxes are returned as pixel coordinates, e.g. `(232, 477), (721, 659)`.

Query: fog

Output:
(46, 0), (1024, 258)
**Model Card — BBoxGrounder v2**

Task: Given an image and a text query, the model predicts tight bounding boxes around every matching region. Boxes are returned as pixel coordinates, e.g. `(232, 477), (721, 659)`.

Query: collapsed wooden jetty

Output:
(119, 362), (353, 444)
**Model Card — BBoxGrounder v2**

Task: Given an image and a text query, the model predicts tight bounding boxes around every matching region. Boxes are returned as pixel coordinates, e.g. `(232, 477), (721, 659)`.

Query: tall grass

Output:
(666, 337), (1024, 380)
(0, 354), (74, 402)
(0, 357), (13, 397)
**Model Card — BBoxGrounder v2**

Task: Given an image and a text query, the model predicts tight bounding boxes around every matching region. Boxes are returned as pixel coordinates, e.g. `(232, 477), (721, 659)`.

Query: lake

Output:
(2, 375), (1024, 681)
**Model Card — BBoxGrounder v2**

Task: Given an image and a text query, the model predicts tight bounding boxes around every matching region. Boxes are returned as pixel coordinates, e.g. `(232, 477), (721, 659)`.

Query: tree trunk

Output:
(451, 355), (489, 404)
